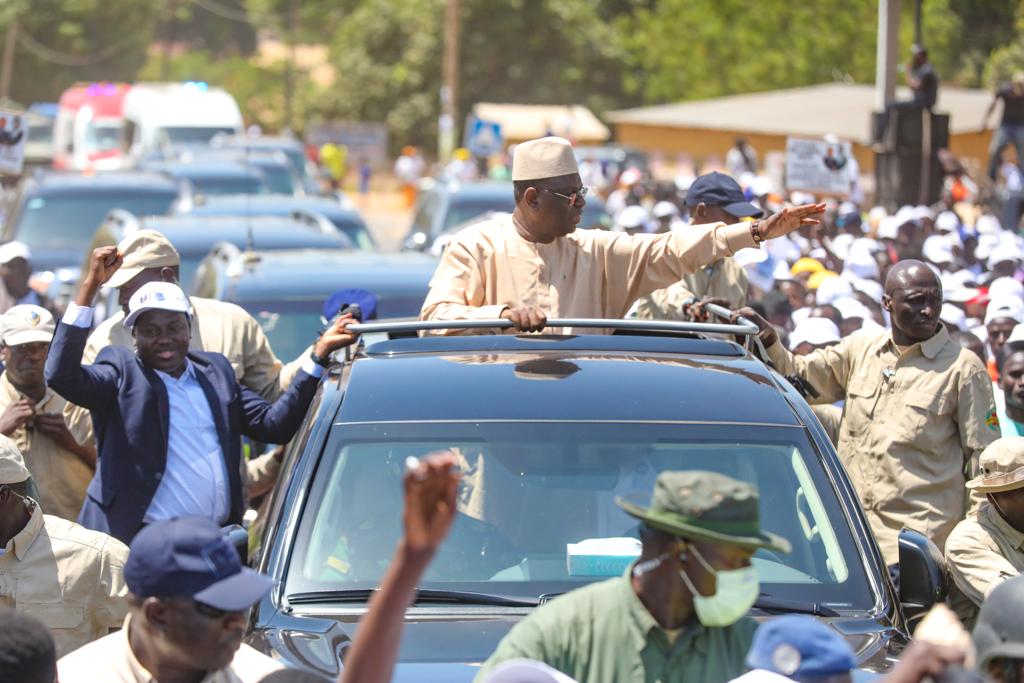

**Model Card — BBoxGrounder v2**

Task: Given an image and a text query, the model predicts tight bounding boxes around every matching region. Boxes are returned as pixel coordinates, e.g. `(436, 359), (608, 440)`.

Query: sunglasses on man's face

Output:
(192, 599), (237, 620)
(541, 186), (588, 207)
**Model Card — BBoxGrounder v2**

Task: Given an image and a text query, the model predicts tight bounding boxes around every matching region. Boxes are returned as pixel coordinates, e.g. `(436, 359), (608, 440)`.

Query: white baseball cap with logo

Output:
(122, 281), (193, 329)
(0, 305), (55, 346)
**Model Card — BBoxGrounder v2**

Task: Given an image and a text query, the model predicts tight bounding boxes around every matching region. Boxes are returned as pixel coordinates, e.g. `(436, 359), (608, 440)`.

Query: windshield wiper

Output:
(754, 596), (840, 617)
(286, 588), (540, 607)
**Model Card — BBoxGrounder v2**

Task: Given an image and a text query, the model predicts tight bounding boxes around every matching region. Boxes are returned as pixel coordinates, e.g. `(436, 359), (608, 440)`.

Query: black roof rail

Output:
(347, 316), (758, 337)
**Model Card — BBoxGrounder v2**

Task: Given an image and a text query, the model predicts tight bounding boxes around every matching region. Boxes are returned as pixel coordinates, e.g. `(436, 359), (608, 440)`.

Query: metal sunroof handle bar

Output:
(347, 317), (760, 337)
(702, 303), (768, 357)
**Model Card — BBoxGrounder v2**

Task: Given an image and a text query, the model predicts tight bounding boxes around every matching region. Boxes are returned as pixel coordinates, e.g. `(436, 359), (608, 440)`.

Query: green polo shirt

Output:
(474, 573), (757, 683)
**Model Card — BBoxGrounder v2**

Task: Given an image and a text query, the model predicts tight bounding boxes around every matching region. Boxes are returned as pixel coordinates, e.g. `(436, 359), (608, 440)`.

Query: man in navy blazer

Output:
(45, 246), (358, 543)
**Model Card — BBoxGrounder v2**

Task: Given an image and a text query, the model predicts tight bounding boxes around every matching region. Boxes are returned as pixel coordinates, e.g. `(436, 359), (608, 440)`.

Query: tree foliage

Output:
(1, 0), (1023, 148)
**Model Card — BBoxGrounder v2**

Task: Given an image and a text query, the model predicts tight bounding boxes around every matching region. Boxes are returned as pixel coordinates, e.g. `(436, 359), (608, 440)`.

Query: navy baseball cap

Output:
(125, 517), (275, 611)
(686, 172), (764, 218)
(322, 288), (378, 323)
(746, 615), (856, 680)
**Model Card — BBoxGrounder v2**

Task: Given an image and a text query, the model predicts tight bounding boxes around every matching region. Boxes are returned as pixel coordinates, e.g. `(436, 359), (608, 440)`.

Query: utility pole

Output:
(875, 0), (900, 112)
(0, 18), (17, 102)
(283, 0), (297, 133)
(439, 0), (459, 163)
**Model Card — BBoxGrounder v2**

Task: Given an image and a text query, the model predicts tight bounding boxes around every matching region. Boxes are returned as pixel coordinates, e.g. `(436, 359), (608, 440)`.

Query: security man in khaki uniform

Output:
(737, 260), (998, 570)
(945, 437), (1024, 629)
(0, 305), (94, 521)
(634, 173), (754, 321)
(0, 434), (128, 657)
(81, 229), (300, 400)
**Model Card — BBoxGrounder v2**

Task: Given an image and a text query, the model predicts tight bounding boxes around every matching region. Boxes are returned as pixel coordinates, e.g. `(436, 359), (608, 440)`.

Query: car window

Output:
(410, 190), (440, 237)
(257, 165), (296, 195)
(11, 190), (178, 251)
(444, 196), (515, 231)
(159, 126), (237, 145)
(191, 176), (269, 197)
(286, 422), (873, 612)
(328, 217), (375, 250)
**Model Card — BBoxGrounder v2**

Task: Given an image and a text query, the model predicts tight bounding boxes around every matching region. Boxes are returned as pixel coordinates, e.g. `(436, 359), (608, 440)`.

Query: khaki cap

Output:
(106, 229), (180, 289)
(0, 304), (54, 346)
(616, 470), (791, 553)
(511, 136), (579, 181)
(0, 434), (29, 485)
(967, 437), (1024, 493)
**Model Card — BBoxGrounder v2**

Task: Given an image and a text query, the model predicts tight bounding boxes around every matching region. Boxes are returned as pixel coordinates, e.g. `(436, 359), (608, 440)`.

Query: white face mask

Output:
(677, 544), (759, 627)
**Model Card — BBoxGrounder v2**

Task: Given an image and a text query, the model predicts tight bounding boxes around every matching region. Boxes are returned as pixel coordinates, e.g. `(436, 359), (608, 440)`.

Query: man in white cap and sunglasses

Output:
(45, 247), (360, 543)
(420, 136), (824, 334)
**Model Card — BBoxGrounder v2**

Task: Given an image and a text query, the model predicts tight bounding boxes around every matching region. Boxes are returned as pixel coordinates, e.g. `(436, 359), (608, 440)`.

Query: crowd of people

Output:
(3, 123), (1024, 683)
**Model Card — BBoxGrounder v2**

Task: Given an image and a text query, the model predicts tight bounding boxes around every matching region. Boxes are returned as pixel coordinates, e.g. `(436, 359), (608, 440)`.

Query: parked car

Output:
(211, 134), (321, 196)
(403, 180), (611, 252)
(191, 247), (437, 362)
(184, 194), (376, 251)
(87, 211), (353, 295)
(247, 320), (946, 680)
(140, 158), (271, 199)
(2, 170), (182, 274)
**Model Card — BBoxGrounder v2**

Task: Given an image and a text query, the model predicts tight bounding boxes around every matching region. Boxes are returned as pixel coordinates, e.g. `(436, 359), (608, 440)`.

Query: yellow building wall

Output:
(614, 123), (994, 176)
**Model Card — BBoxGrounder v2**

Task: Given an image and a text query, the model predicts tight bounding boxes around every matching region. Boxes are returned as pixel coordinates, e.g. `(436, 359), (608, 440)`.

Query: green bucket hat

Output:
(616, 470), (791, 554)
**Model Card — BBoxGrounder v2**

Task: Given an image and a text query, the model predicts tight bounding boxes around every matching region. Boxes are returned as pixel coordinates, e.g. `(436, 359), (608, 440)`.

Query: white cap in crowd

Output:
(815, 276), (854, 305)
(985, 297), (1024, 327)
(652, 201), (679, 219)
(832, 297), (872, 323)
(789, 317), (841, 351)
(123, 281), (193, 329)
(615, 205), (649, 233)
(990, 277), (1024, 302)
(850, 277), (884, 305)
(935, 211), (960, 233)
(923, 235), (954, 266)
(0, 241), (31, 265)
(941, 304), (968, 331)
(989, 243), (1023, 270)
(0, 305), (54, 346)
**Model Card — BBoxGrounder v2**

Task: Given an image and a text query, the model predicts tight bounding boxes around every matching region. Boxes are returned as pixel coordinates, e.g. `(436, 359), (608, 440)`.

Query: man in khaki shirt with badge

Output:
(945, 437), (1024, 629)
(634, 172), (754, 321)
(81, 229), (298, 400)
(737, 260), (998, 572)
(0, 434), (128, 657)
(0, 305), (94, 521)
(420, 136), (824, 334)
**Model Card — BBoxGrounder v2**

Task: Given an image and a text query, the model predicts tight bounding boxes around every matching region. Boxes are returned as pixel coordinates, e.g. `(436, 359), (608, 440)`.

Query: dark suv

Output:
(247, 319), (947, 681)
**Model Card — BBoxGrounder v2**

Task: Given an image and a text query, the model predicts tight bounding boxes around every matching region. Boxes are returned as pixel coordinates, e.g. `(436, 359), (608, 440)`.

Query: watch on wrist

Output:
(309, 349), (331, 368)
(750, 219), (763, 244)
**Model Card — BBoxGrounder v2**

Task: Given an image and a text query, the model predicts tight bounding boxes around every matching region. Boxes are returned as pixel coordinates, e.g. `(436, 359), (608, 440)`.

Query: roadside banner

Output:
(0, 110), (27, 176)
(785, 136), (852, 197)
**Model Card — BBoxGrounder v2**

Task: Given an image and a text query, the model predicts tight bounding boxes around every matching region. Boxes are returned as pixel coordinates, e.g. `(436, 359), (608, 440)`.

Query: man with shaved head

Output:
(737, 260), (998, 575)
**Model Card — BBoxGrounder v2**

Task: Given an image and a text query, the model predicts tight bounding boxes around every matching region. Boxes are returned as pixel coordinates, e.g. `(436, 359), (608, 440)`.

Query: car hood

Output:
(248, 608), (903, 681)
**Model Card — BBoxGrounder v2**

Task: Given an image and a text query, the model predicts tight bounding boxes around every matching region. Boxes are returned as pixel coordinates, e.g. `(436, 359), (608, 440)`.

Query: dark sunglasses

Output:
(193, 599), (235, 620)
(541, 186), (588, 206)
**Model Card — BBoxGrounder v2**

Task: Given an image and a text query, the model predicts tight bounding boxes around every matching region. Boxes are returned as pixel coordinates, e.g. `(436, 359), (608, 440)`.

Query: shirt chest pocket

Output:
(843, 377), (881, 436)
(16, 600), (84, 630)
(893, 388), (953, 445)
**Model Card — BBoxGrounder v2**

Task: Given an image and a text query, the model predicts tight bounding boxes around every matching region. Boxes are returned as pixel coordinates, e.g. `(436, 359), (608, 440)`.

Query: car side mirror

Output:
(221, 524), (250, 566)
(898, 527), (948, 630)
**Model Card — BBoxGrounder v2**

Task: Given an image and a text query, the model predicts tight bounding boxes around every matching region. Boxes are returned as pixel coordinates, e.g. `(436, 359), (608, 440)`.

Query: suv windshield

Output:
(286, 422), (874, 612)
(160, 126), (237, 145)
(444, 196), (515, 231)
(12, 190), (178, 252)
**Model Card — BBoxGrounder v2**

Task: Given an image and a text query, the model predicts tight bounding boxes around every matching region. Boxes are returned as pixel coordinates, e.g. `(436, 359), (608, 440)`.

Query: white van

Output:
(122, 82), (243, 165)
